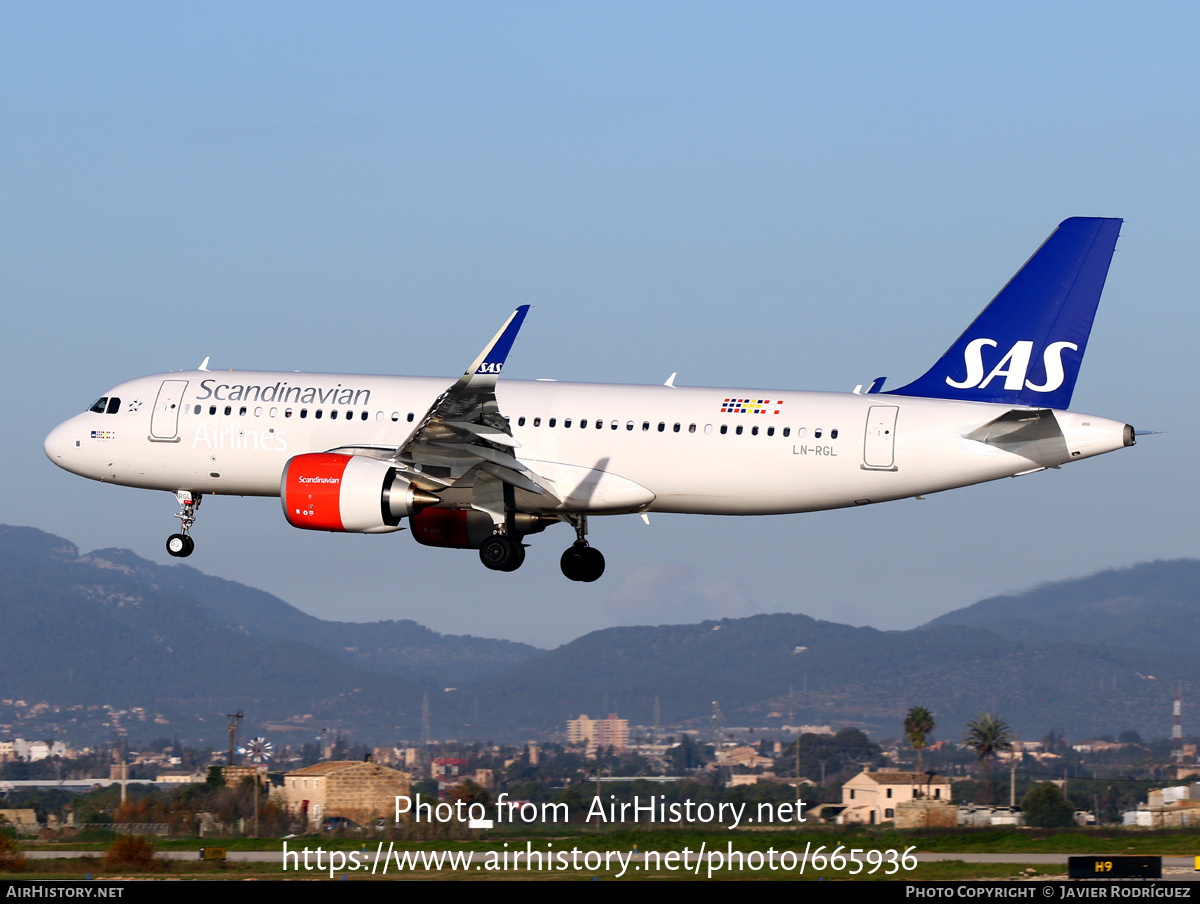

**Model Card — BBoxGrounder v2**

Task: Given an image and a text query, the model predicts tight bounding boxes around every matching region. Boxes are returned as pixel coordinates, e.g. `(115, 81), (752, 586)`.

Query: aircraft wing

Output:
(349, 306), (559, 511)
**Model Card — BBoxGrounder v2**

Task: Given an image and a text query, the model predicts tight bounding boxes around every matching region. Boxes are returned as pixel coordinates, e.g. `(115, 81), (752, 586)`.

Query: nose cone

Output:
(44, 419), (77, 470)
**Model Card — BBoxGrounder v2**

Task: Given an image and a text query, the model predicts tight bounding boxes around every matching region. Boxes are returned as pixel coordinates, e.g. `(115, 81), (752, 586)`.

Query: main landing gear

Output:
(559, 515), (604, 583)
(476, 513), (606, 581)
(479, 534), (526, 572)
(166, 490), (200, 558)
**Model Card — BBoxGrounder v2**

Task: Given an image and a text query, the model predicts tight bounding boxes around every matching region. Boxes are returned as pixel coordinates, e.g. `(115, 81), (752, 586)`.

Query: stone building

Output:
(840, 768), (951, 825)
(283, 761), (411, 830)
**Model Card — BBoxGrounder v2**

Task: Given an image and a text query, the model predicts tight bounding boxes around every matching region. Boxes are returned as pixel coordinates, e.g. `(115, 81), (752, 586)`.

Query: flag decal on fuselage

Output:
(721, 398), (783, 415)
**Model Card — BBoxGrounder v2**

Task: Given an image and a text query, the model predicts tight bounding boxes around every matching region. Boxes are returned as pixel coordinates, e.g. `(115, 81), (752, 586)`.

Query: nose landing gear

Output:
(166, 490), (200, 558)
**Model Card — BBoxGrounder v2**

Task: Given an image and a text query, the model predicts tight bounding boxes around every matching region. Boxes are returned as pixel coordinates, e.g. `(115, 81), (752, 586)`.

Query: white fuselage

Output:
(44, 370), (1132, 517)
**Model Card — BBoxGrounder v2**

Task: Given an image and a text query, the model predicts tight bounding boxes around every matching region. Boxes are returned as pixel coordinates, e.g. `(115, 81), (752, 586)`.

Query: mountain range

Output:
(0, 524), (1195, 746)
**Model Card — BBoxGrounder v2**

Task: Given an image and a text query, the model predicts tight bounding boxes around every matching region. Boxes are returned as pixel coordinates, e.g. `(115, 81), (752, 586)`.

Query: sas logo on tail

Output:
(946, 339), (1078, 393)
(476, 362), (504, 375)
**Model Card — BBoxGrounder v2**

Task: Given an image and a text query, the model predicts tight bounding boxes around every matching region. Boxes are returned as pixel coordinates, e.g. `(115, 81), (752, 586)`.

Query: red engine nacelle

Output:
(281, 453), (439, 533)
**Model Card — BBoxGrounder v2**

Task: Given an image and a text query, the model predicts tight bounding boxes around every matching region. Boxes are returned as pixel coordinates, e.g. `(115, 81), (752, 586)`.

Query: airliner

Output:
(44, 217), (1135, 582)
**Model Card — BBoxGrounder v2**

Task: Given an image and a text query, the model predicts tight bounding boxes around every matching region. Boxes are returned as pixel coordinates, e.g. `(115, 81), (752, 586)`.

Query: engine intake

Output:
(281, 453), (439, 533)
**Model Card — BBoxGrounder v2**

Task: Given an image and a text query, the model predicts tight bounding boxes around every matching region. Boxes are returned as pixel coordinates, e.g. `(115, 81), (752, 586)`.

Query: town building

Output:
(282, 761), (411, 831)
(839, 768), (951, 825)
(567, 714), (629, 753)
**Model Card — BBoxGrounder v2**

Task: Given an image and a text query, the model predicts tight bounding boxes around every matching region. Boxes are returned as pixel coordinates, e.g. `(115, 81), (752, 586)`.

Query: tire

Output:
(500, 542), (526, 572)
(561, 544), (604, 581)
(479, 535), (518, 571)
(166, 534), (190, 557)
(579, 546), (605, 582)
(560, 545), (585, 581)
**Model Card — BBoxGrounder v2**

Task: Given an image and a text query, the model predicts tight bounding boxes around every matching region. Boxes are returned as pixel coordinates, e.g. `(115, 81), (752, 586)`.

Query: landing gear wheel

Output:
(560, 544), (604, 582)
(500, 542), (526, 572)
(480, 535), (522, 572)
(166, 533), (193, 558)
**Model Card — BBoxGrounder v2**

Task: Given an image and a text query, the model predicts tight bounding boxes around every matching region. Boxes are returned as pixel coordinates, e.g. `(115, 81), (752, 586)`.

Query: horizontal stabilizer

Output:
(963, 408), (1069, 467)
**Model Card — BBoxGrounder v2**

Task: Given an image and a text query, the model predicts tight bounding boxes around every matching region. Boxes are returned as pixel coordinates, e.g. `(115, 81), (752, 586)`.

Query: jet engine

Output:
(281, 452), (439, 533)
(411, 508), (556, 548)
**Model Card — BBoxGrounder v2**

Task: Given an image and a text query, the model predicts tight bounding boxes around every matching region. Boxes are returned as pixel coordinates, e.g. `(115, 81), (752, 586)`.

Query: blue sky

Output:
(3, 3), (1196, 647)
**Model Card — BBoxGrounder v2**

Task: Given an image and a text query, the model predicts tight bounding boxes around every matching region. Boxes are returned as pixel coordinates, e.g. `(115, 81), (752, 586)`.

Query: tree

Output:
(1021, 782), (1074, 828)
(904, 706), (935, 770)
(963, 713), (1013, 804)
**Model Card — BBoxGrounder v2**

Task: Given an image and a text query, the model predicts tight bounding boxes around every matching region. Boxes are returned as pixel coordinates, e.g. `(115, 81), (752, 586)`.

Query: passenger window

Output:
(239, 406), (247, 417)
(254, 407), (262, 417)
(658, 422), (665, 432)
(224, 406), (232, 416)
(270, 408), (278, 418)
(673, 423), (680, 433)
(580, 419), (587, 428)
(375, 411), (382, 421)
(626, 421), (634, 431)
(330, 410), (337, 420)
(549, 418), (556, 427)
(518, 417), (526, 426)
(797, 427), (807, 438)
(361, 411), (368, 421)
(767, 426), (774, 436)
(285, 409), (293, 418)
(689, 423), (696, 433)
(534, 417), (541, 427)
(194, 405), (201, 415)
(720, 425), (728, 435)
(391, 412), (400, 422)
(610, 420), (618, 430)
(704, 424), (712, 435)
(89, 397), (108, 414)
(783, 427), (790, 437)
(315, 410), (323, 419)
(736, 425), (744, 435)
(752, 426), (759, 436)
(564, 418), (572, 428)
(407, 413), (415, 422)
(642, 422), (649, 431)
(209, 405), (217, 415)
(831, 428), (839, 439)
(815, 428), (823, 439)
(300, 409), (308, 419)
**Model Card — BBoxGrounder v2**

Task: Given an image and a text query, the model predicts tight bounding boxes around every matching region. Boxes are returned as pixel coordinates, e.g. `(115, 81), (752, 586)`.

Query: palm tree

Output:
(963, 713), (1013, 804)
(904, 706), (935, 770)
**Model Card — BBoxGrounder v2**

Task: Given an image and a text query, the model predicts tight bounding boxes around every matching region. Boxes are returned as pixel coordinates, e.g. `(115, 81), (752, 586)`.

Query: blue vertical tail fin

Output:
(887, 217), (1122, 409)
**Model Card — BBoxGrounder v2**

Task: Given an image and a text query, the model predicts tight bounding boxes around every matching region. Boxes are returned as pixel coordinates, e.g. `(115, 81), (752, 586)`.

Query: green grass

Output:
(19, 825), (1200, 860)
(10, 855), (1052, 881)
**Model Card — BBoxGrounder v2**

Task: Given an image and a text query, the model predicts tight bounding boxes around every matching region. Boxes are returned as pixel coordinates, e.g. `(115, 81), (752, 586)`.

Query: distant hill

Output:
(78, 546), (541, 684)
(0, 525), (536, 744)
(1, 525), (1196, 745)
(443, 608), (1196, 741)
(924, 559), (1200, 652)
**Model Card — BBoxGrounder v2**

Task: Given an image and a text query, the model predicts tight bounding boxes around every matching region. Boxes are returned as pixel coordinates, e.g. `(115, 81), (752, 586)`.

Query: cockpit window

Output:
(89, 397), (108, 413)
(106, 397), (121, 414)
